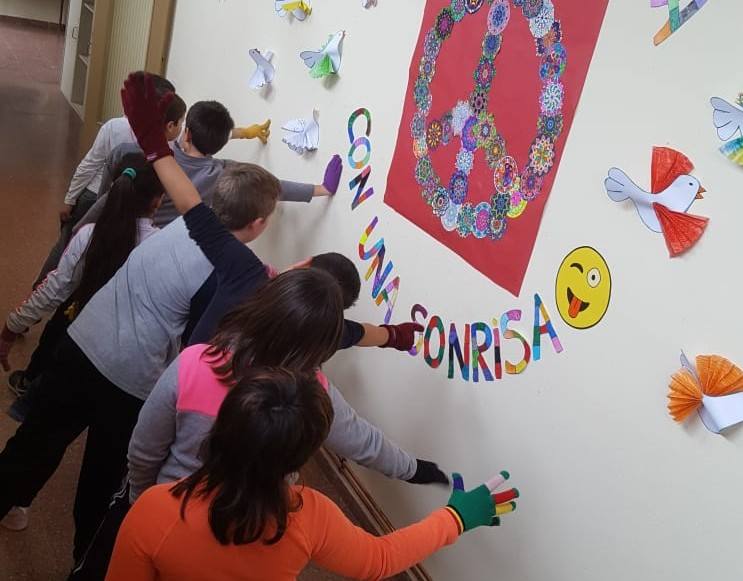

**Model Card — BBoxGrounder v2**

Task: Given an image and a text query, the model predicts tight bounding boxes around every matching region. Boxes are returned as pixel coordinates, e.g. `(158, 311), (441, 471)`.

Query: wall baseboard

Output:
(314, 447), (433, 581)
(0, 14), (63, 29)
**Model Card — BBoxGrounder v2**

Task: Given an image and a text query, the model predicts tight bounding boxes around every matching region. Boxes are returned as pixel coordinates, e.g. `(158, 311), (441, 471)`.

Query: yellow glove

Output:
(233, 119), (271, 144)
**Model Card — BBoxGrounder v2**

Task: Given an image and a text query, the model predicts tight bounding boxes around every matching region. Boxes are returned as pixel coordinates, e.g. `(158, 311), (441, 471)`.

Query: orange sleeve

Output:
(302, 489), (460, 581)
(105, 486), (172, 581)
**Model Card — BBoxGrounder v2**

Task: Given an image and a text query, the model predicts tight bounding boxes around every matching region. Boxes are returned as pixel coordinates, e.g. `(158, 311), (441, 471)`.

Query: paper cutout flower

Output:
(431, 188), (450, 216)
(436, 8), (455, 40)
(493, 156), (519, 194)
(473, 202), (492, 238)
(537, 114), (562, 138)
(485, 134), (507, 168)
(424, 30), (441, 61)
(414, 77), (432, 113)
(529, 0), (555, 38)
(482, 33), (502, 58)
(474, 58), (495, 91)
(491, 191), (510, 218)
(487, 0), (510, 35)
(469, 89), (488, 116)
(450, 0), (466, 21)
(539, 80), (563, 115)
(415, 156), (433, 186)
(456, 149), (474, 173)
(520, 167), (543, 201)
(449, 170), (469, 204)
(522, 0), (543, 18)
(465, 0), (484, 14)
(536, 20), (562, 55)
(413, 137), (428, 160)
(507, 191), (527, 218)
(410, 112), (425, 139)
(441, 201), (460, 231)
(419, 56), (436, 82)
(456, 202), (476, 237)
(421, 185), (436, 205)
(441, 113), (454, 144)
(461, 116), (478, 151)
(451, 100), (472, 135)
(529, 135), (555, 176)
(475, 111), (496, 148)
(427, 119), (443, 150)
(489, 215), (507, 240)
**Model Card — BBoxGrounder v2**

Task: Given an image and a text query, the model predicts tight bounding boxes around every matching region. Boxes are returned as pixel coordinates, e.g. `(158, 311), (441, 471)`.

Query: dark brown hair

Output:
(170, 367), (334, 545)
(71, 153), (162, 312)
(185, 100), (235, 155)
(311, 252), (361, 309)
(212, 162), (281, 230)
(207, 268), (344, 384)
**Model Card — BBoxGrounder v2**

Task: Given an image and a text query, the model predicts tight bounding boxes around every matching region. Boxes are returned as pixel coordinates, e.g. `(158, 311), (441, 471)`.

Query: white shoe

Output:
(1, 506), (28, 531)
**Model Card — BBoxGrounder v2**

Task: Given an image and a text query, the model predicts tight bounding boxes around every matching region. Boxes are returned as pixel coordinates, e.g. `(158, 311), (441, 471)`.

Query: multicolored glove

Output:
(120, 72), (174, 162)
(445, 472), (518, 533)
(233, 120), (271, 144)
(407, 459), (449, 486)
(380, 322), (424, 351)
(0, 324), (20, 372)
(322, 154), (343, 195)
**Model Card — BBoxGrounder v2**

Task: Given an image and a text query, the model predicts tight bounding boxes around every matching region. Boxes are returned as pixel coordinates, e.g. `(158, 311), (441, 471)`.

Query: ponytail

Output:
(70, 153), (163, 313)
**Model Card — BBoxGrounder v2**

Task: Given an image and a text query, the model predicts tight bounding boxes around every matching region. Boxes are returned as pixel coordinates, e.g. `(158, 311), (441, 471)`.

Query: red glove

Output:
(380, 323), (423, 351)
(0, 325), (20, 372)
(121, 72), (174, 162)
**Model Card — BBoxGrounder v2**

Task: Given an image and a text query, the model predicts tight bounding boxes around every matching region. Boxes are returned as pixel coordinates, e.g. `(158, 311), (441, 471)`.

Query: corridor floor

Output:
(0, 17), (397, 581)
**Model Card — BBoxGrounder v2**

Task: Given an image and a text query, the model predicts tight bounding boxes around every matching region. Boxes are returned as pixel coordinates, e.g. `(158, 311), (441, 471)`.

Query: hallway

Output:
(0, 16), (401, 581)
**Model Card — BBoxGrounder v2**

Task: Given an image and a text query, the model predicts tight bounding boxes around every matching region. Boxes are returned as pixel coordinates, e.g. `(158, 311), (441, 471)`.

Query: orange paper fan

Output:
(653, 203), (708, 257)
(696, 355), (743, 396)
(668, 370), (702, 422)
(651, 146), (694, 193)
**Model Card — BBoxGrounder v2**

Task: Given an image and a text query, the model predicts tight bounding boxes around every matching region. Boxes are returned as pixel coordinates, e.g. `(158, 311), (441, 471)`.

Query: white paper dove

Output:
(275, 0), (311, 20)
(282, 110), (319, 155)
(300, 31), (345, 78)
(248, 49), (275, 90)
(710, 96), (743, 166)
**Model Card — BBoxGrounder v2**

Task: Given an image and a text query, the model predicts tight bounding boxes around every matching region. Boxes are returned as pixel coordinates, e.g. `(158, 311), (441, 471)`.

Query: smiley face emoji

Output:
(555, 247), (611, 329)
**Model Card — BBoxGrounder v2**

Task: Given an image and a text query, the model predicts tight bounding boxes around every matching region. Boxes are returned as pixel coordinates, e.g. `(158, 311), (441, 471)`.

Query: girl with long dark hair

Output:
(0, 152), (163, 530)
(107, 366), (519, 580)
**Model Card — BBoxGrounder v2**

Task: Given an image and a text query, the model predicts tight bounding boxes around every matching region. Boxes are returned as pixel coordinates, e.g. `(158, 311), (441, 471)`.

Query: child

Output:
(76, 100), (341, 230)
(106, 367), (519, 581)
(32, 73), (185, 288)
(0, 153), (165, 531)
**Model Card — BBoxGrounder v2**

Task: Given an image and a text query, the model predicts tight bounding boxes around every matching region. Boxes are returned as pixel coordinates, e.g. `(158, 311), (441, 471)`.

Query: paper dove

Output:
(300, 31), (345, 79)
(668, 352), (743, 434)
(710, 95), (743, 166)
(362, 0), (378, 7)
(248, 49), (275, 90)
(282, 110), (319, 155)
(275, 0), (311, 20)
(605, 147), (708, 257)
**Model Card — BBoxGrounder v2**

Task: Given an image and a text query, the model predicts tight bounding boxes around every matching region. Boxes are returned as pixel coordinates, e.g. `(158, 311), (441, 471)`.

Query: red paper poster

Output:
(384, 0), (609, 296)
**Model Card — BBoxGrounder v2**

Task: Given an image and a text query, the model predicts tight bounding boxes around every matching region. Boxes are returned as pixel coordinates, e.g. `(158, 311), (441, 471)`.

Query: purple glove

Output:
(380, 323), (424, 351)
(322, 154), (343, 195)
(121, 72), (174, 162)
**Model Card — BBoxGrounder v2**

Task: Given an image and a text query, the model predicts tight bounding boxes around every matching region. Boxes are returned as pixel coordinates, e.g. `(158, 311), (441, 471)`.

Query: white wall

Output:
(166, 1), (743, 579)
(0, 0), (60, 23)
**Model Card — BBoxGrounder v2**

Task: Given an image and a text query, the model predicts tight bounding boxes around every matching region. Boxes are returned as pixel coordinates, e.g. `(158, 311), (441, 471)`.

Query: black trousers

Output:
(69, 483), (132, 581)
(0, 334), (143, 561)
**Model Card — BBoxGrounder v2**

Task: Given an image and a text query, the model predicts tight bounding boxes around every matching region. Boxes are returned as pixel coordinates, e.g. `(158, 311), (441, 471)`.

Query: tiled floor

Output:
(0, 17), (405, 581)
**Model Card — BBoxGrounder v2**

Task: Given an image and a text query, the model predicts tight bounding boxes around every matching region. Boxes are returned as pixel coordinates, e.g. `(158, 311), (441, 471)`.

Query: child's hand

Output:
(233, 120), (271, 144)
(59, 203), (74, 223)
(380, 322), (424, 351)
(445, 472), (518, 534)
(0, 325), (20, 372)
(319, 154), (343, 196)
(121, 72), (174, 162)
(407, 459), (450, 486)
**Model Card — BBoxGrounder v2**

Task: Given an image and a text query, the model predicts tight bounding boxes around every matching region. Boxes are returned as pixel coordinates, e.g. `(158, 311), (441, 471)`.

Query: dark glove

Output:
(0, 324), (20, 372)
(380, 322), (423, 351)
(407, 459), (450, 485)
(445, 472), (519, 534)
(121, 72), (174, 162)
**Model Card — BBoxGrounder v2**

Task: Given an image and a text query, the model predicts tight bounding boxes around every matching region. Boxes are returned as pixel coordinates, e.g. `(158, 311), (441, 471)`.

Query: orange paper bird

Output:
(605, 147), (708, 257)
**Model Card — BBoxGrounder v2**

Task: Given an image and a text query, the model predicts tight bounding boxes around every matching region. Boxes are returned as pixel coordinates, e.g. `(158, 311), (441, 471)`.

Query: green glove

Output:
(445, 471), (518, 534)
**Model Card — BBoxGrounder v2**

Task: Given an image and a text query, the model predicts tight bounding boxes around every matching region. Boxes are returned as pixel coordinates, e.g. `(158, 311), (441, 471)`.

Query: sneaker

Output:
(7, 371), (28, 398)
(0, 506), (28, 531)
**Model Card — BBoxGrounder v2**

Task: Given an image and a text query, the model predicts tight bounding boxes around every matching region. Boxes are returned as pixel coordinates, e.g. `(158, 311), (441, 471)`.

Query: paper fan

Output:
(653, 203), (708, 257)
(668, 370), (703, 422)
(695, 354), (743, 396)
(720, 137), (743, 166)
(651, 146), (694, 194)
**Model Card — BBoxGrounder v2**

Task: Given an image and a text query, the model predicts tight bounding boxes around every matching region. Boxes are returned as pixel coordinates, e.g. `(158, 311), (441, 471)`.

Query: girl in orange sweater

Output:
(106, 368), (519, 580)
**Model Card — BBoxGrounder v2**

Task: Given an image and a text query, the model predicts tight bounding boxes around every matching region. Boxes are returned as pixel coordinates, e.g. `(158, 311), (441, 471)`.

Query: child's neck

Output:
(181, 140), (207, 158)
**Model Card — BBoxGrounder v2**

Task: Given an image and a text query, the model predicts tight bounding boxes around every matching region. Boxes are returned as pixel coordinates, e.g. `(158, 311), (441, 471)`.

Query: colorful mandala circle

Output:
(410, 0), (567, 241)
